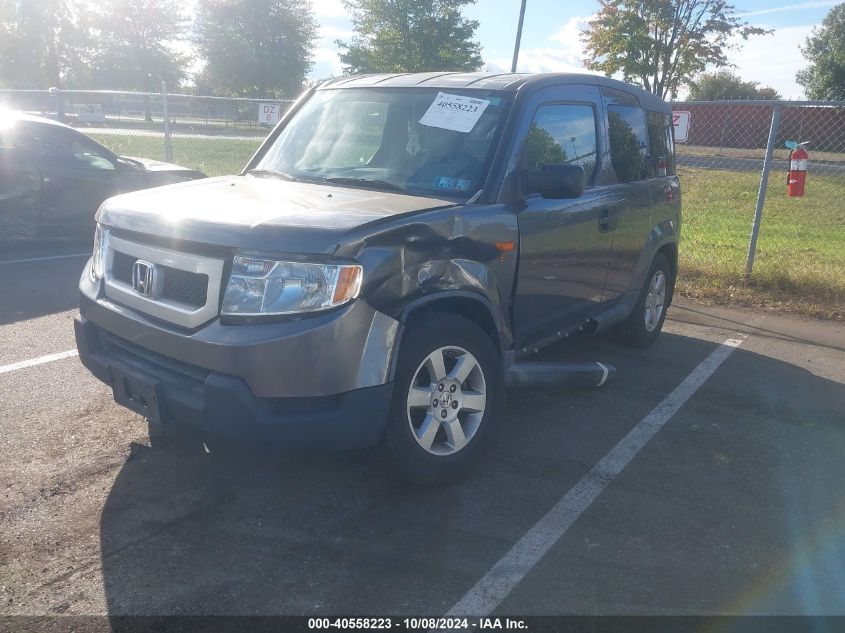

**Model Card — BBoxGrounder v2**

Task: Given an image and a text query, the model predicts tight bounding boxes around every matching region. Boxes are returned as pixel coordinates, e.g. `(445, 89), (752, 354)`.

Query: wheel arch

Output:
(629, 225), (679, 293)
(388, 291), (508, 382)
(656, 241), (678, 276)
(654, 241), (678, 306)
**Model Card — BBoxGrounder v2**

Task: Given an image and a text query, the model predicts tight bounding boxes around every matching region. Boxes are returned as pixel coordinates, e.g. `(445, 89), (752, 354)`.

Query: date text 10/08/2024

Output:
(307, 617), (529, 630)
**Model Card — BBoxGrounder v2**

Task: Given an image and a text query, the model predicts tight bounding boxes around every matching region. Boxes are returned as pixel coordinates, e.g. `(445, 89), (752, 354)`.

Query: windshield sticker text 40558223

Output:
(419, 92), (491, 133)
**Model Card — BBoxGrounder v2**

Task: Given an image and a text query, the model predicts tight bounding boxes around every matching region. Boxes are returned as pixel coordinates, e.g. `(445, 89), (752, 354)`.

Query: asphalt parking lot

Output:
(1, 239), (844, 619)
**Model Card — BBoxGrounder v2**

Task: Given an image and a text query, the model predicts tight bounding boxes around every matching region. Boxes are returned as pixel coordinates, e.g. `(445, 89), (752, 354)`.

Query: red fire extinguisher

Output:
(787, 143), (809, 198)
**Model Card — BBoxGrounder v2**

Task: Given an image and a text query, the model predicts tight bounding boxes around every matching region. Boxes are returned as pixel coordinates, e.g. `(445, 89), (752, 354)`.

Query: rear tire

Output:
(383, 313), (503, 486)
(616, 252), (673, 348)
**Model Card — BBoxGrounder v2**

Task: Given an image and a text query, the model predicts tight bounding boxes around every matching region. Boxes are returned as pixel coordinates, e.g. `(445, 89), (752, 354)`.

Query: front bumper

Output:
(79, 264), (399, 399)
(77, 264), (399, 449)
(75, 317), (393, 450)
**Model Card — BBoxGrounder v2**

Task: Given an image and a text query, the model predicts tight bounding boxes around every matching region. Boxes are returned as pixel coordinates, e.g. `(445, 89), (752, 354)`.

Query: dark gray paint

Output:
(96, 176), (457, 254)
(0, 114), (205, 239)
(507, 84), (617, 344)
(319, 72), (673, 114)
(79, 72), (680, 410)
(79, 266), (400, 398)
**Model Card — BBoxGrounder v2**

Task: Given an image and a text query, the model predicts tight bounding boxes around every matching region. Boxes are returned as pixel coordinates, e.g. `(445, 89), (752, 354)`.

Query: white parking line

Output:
(0, 350), (79, 375)
(445, 335), (746, 617)
(0, 253), (89, 265)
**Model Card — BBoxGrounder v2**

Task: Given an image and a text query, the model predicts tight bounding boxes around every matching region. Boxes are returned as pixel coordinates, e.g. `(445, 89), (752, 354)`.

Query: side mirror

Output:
(523, 164), (585, 199)
(116, 157), (142, 172)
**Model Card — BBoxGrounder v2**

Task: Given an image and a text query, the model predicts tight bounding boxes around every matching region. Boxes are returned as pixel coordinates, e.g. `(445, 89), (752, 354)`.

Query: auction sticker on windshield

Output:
(419, 92), (490, 133)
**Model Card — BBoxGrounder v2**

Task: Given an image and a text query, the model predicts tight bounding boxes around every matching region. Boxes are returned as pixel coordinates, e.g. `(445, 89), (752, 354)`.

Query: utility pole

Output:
(511, 0), (527, 73)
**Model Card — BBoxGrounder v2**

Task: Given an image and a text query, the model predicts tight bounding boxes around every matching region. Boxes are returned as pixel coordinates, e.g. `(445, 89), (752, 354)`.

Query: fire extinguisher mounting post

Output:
(746, 104), (782, 276)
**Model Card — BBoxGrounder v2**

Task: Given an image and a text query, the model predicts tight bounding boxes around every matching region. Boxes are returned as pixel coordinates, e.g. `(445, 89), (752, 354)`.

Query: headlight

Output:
(90, 226), (107, 281)
(221, 256), (363, 316)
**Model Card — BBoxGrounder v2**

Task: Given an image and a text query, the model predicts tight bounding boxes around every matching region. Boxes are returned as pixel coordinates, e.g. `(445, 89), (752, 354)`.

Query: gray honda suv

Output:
(75, 72), (681, 484)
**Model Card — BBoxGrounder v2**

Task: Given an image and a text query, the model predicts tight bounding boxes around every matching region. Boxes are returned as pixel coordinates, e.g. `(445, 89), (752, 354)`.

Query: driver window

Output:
(523, 104), (598, 181)
(38, 129), (116, 171)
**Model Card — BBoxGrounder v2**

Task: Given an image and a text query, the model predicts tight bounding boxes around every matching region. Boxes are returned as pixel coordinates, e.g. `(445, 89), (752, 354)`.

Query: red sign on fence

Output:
(673, 111), (691, 143)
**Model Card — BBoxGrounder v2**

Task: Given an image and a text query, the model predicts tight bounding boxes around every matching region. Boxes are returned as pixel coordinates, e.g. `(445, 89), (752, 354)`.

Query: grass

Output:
(677, 144), (845, 164)
(83, 132), (845, 318)
(86, 131), (264, 177)
(677, 166), (845, 317)
(83, 115), (272, 136)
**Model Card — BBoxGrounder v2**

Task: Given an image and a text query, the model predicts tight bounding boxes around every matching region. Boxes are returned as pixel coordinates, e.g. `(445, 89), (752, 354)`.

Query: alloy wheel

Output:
(644, 270), (666, 332)
(406, 346), (487, 456)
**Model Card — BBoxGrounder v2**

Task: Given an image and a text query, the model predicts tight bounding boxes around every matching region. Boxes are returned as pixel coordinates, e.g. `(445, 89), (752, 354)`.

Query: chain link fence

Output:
(0, 86), (294, 177)
(672, 100), (845, 313)
(2, 88), (842, 312)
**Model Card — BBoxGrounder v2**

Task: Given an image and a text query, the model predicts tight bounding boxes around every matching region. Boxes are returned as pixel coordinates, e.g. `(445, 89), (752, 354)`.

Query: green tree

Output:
(337, 0), (483, 74)
(796, 3), (845, 100)
(0, 0), (89, 88)
(88, 0), (190, 91)
(582, 0), (770, 99)
(194, 0), (316, 97)
(0, 1), (16, 87)
(608, 112), (646, 183)
(523, 124), (567, 168)
(753, 85), (781, 101)
(688, 70), (780, 100)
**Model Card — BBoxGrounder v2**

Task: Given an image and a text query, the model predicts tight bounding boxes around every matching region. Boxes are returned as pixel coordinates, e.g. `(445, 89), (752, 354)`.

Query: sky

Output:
(309, 0), (841, 99)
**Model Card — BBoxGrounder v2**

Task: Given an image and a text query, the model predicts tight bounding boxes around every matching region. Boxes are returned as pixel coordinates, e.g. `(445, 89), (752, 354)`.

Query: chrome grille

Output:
(162, 268), (208, 308)
(110, 250), (209, 309)
(103, 232), (224, 329)
(111, 251), (135, 285)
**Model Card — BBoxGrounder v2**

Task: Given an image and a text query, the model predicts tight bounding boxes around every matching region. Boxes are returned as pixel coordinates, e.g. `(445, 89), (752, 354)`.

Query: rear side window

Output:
(522, 104), (598, 183)
(647, 111), (675, 175)
(607, 104), (649, 182)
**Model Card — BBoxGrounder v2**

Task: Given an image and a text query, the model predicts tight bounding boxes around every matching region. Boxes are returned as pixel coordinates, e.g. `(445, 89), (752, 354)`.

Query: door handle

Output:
(598, 208), (615, 233)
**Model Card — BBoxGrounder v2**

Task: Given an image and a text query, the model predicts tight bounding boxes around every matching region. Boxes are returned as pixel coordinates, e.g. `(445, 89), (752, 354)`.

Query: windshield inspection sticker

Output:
(434, 177), (472, 192)
(419, 92), (490, 133)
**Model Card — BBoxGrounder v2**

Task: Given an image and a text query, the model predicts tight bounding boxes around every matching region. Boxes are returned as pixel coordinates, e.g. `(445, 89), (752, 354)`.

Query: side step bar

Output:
(506, 361), (616, 389)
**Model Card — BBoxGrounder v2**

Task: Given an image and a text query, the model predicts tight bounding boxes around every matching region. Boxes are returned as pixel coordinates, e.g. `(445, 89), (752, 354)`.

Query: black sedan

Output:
(0, 112), (205, 239)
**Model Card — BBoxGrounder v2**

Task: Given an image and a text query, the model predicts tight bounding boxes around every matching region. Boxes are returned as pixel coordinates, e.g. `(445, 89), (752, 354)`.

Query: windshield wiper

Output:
(246, 168), (299, 181)
(321, 177), (409, 194)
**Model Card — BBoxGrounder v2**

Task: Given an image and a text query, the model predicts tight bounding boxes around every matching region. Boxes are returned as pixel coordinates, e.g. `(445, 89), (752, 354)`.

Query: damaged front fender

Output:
(336, 202), (519, 353)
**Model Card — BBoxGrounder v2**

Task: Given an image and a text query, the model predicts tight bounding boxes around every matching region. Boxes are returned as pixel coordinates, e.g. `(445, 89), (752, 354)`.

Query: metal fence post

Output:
(745, 104), (782, 275)
(161, 81), (172, 162)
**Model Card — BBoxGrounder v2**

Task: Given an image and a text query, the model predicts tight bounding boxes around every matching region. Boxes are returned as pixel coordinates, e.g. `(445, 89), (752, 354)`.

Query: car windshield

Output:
(254, 88), (513, 198)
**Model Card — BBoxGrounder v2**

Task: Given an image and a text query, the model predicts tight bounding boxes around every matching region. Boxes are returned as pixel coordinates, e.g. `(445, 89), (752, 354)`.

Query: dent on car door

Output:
(513, 91), (614, 347)
(601, 99), (653, 300)
(0, 129), (42, 238)
(36, 127), (119, 236)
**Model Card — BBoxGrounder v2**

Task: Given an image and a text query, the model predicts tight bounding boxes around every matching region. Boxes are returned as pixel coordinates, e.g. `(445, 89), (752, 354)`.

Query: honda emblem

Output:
(132, 260), (157, 297)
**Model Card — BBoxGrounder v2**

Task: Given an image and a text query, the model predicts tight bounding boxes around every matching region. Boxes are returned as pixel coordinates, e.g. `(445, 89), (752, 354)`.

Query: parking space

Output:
(1, 248), (844, 617)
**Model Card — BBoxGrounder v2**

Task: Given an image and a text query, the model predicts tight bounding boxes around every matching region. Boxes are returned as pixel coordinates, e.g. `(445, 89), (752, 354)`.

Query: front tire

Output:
(616, 252), (674, 348)
(383, 314), (503, 485)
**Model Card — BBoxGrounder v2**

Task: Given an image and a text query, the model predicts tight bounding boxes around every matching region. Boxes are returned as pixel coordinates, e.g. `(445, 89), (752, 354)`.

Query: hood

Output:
(122, 156), (201, 173)
(97, 175), (456, 254)
(121, 156), (206, 184)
